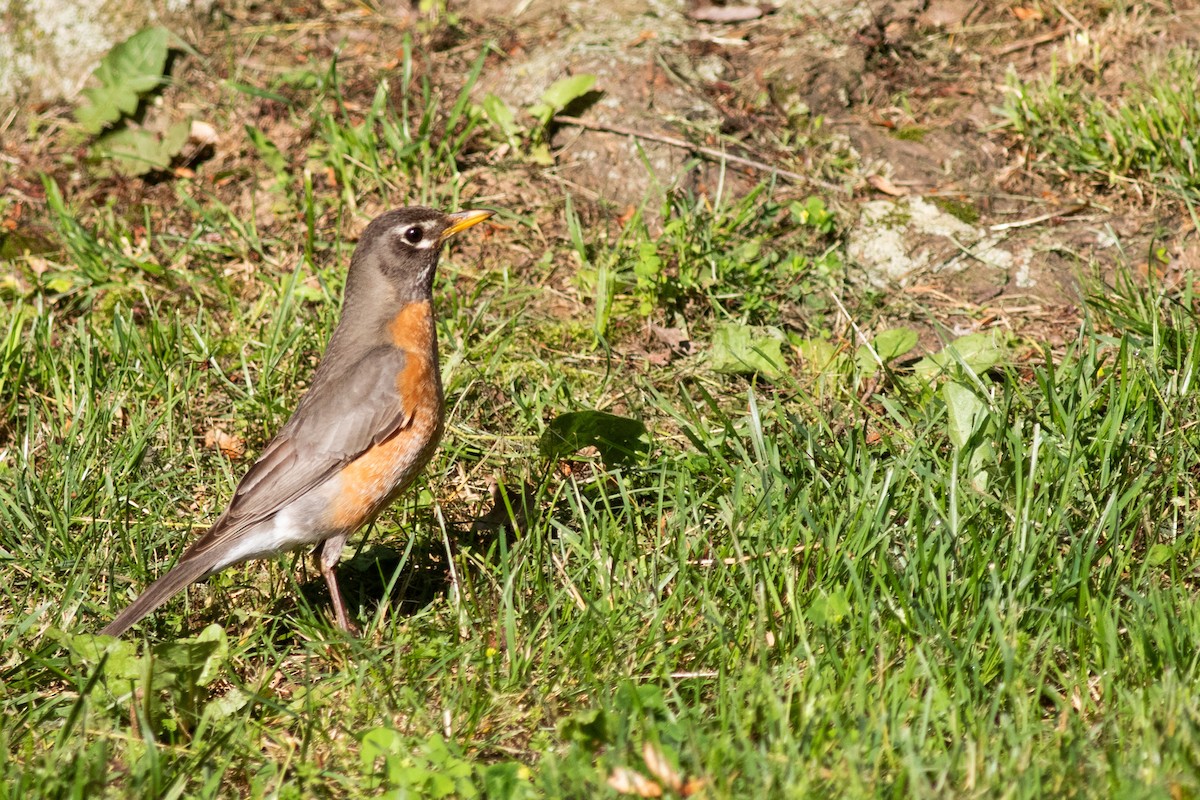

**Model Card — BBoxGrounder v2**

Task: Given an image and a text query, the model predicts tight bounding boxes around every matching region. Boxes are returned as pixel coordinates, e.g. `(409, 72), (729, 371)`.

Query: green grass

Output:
(1001, 48), (1200, 197)
(4, 20), (1200, 800)
(9, 241), (1200, 797)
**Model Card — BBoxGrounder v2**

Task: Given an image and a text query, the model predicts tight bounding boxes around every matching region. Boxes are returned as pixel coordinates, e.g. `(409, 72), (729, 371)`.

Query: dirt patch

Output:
(457, 0), (1197, 343)
(2, 0), (1198, 348)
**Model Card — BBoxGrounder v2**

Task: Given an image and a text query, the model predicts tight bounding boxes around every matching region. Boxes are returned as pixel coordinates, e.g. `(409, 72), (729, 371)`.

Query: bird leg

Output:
(317, 532), (355, 632)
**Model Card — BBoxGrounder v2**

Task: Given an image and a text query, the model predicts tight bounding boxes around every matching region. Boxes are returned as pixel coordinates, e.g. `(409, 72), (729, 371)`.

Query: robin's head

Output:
(350, 206), (493, 299)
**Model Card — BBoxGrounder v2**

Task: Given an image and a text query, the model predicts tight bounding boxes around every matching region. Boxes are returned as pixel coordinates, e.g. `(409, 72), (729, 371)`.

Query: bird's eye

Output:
(403, 226), (423, 244)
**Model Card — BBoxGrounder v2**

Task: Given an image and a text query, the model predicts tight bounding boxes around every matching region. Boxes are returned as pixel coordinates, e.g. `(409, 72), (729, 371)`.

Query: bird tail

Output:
(98, 553), (219, 637)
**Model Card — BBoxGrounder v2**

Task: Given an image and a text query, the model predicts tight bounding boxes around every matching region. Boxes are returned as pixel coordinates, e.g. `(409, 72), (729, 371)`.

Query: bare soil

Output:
(3, 0), (1200, 348)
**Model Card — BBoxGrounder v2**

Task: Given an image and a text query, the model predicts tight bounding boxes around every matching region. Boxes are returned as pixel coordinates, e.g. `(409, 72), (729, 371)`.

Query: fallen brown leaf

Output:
(867, 174), (908, 196)
(205, 427), (246, 460)
(607, 767), (663, 797)
(918, 0), (972, 28)
(650, 323), (691, 352)
(471, 479), (538, 536)
(189, 119), (220, 146)
(688, 4), (764, 23)
(642, 742), (684, 793)
(627, 29), (658, 47)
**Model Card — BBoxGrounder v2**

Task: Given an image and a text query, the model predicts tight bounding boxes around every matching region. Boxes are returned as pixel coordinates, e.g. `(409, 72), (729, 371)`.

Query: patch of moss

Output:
(933, 197), (980, 225)
(893, 126), (927, 142)
(0, 228), (55, 261)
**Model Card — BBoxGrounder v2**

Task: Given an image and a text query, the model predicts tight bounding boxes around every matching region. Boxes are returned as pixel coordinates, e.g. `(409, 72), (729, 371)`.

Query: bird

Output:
(99, 206), (494, 637)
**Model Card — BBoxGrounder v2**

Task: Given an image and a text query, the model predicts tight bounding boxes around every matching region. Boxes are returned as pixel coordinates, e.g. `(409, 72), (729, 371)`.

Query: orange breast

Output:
(327, 301), (444, 530)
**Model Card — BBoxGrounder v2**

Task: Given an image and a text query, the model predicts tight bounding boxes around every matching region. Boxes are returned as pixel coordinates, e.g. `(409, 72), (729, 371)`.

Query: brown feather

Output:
(99, 549), (225, 637)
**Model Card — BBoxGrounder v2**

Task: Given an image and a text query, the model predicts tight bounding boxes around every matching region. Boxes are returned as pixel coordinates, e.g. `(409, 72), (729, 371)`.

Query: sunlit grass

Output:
(3, 18), (1200, 800)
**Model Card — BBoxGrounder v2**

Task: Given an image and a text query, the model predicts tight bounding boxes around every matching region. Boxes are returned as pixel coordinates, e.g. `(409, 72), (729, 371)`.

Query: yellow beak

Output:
(441, 209), (495, 242)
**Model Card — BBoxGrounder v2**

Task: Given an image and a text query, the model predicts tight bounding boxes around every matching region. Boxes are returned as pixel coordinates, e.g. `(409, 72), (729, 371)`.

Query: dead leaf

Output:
(645, 323), (693, 366)
(650, 323), (691, 352)
(189, 119), (220, 146)
(222, 260), (256, 279)
(918, 0), (972, 28)
(688, 4), (764, 23)
(205, 427), (246, 459)
(867, 174), (908, 196)
(642, 742), (683, 793)
(471, 479), (538, 536)
(1011, 6), (1043, 21)
(607, 767), (662, 797)
(869, 112), (896, 129)
(627, 29), (658, 47)
(2, 200), (22, 229)
(681, 777), (709, 797)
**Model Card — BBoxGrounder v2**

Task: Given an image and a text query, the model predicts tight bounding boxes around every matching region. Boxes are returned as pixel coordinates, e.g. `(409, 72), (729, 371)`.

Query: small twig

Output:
(994, 26), (1071, 57)
(551, 553), (588, 611)
(554, 114), (846, 193)
(989, 203), (1089, 231)
(1050, 0), (1084, 30)
(828, 290), (883, 370)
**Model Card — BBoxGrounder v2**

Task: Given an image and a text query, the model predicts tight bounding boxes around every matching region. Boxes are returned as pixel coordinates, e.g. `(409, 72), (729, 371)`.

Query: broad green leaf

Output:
(809, 588), (850, 626)
(540, 410), (649, 468)
(634, 240), (662, 280)
(361, 726), (405, 770)
(874, 327), (920, 361)
(482, 762), (537, 800)
(527, 142), (554, 165)
(561, 707), (611, 748)
(1147, 543), (1174, 566)
(150, 622), (228, 691)
(74, 27), (170, 133)
(45, 276), (74, 293)
(790, 196), (835, 233)
(795, 337), (841, 375)
(202, 686), (251, 721)
(943, 381), (993, 492)
(162, 118), (190, 157)
(943, 381), (987, 449)
(709, 322), (786, 378)
(94, 119), (190, 176)
(57, 630), (144, 681)
(75, 89), (125, 133)
(528, 74), (597, 124)
(480, 93), (521, 145)
(95, 127), (162, 173)
(541, 74), (597, 109)
(913, 330), (1015, 380)
(96, 26), (170, 95)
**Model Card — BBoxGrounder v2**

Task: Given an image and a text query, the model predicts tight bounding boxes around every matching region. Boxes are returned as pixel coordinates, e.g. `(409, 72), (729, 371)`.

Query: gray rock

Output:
(0, 0), (212, 103)
(848, 196), (1019, 288)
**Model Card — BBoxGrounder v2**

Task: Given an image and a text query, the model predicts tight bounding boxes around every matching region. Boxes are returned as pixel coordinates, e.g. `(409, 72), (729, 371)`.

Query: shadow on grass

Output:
(284, 515), (511, 627)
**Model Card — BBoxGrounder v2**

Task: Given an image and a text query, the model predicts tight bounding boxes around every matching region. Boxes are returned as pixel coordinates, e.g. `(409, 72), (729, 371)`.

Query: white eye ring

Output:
(403, 226), (423, 244)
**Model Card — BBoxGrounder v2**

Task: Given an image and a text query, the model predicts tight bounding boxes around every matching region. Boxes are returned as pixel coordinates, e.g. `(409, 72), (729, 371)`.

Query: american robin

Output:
(99, 206), (493, 637)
